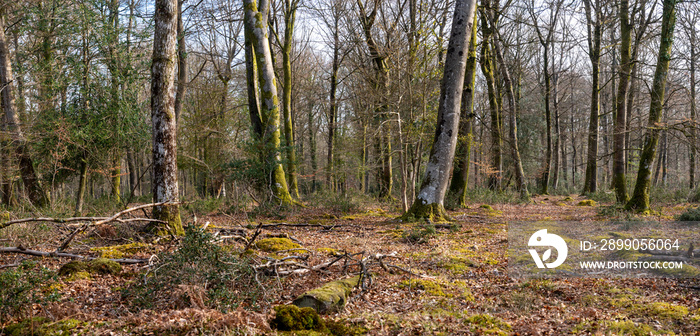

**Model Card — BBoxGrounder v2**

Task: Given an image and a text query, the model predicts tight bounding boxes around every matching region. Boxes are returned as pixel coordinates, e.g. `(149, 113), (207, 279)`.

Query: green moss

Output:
(87, 258), (122, 275)
(150, 204), (185, 236)
(294, 276), (360, 313)
(439, 256), (476, 274)
(464, 314), (511, 335)
(316, 247), (340, 256)
(58, 258), (121, 277)
(66, 270), (91, 281)
(399, 279), (449, 297)
(325, 319), (369, 336)
(398, 278), (474, 301)
(255, 238), (301, 252)
(3, 318), (83, 336)
(641, 302), (689, 320)
(400, 201), (451, 222)
(480, 204), (494, 210)
(90, 242), (151, 259)
(563, 196), (574, 202)
(271, 305), (324, 331)
(577, 200), (597, 206)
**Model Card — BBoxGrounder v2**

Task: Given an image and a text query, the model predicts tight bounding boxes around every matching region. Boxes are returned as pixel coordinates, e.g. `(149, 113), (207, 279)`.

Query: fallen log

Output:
(0, 247), (148, 264)
(293, 275), (360, 313)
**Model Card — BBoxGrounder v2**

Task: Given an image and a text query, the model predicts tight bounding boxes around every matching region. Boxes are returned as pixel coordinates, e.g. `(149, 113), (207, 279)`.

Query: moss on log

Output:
(293, 275), (360, 313)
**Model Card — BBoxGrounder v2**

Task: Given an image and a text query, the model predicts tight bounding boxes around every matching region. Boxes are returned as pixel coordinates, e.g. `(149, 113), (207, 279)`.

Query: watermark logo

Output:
(528, 229), (568, 269)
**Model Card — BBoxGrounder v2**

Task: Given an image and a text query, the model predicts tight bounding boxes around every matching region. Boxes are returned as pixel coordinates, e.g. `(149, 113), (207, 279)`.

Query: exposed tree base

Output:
(150, 204), (185, 236)
(400, 201), (451, 223)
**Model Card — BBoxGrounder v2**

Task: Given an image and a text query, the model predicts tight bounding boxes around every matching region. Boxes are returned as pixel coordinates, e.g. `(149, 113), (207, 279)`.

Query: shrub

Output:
(677, 207), (700, 222)
(122, 226), (262, 311)
(0, 261), (58, 323)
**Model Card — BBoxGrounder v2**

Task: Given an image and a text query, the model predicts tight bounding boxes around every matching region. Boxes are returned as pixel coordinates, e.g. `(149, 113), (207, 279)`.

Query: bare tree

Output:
(150, 0), (184, 235)
(402, 0), (478, 221)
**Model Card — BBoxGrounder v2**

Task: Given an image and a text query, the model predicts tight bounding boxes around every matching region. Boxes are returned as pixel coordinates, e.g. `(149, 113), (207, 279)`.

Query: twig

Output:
(243, 223), (263, 251)
(0, 247), (148, 264)
(0, 262), (21, 269)
(57, 223), (89, 252)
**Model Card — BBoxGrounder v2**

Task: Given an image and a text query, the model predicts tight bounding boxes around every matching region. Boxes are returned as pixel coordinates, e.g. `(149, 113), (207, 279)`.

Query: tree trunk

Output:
(309, 104), (317, 193)
(244, 0), (294, 206)
(127, 147), (139, 197)
(690, 25), (697, 189)
(402, 0), (478, 221)
(112, 153), (121, 203)
(282, 0), (300, 199)
(582, 0), (601, 194)
(613, 0), (631, 203)
(479, 2), (502, 191)
(626, 0), (677, 211)
(0, 11), (47, 207)
(75, 156), (88, 214)
(450, 17), (478, 207)
(174, 0), (187, 123)
(327, 30), (339, 190)
(150, 0), (184, 235)
(490, 12), (528, 199)
(552, 71), (561, 190)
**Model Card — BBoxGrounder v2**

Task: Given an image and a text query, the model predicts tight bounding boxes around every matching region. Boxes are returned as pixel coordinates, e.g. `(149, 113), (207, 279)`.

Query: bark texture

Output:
(150, 0), (184, 235)
(403, 0), (478, 221)
(626, 0), (677, 211)
(450, 17), (478, 207)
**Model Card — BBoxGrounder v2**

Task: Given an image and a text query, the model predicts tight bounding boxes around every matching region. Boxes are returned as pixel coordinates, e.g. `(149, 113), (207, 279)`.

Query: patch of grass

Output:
(402, 224), (436, 244)
(572, 320), (659, 336)
(122, 226), (262, 312)
(0, 261), (59, 323)
(464, 314), (512, 336)
(2, 318), (83, 336)
(585, 191), (615, 203)
(463, 187), (518, 204)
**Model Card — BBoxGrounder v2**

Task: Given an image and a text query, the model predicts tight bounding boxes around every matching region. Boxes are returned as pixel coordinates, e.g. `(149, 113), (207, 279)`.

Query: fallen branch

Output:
(0, 202), (178, 230)
(259, 222), (344, 230)
(0, 247), (148, 264)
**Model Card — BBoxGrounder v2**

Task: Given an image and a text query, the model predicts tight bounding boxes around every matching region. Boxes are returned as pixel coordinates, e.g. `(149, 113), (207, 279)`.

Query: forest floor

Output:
(0, 194), (699, 335)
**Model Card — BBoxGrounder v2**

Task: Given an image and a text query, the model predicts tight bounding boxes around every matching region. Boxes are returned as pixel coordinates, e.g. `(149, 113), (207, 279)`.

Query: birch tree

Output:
(402, 0), (478, 221)
(150, 0), (184, 235)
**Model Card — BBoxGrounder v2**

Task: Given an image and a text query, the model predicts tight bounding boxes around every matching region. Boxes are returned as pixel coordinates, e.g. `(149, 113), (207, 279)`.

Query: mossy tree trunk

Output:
(403, 0), (478, 221)
(626, 0), (677, 211)
(281, 0), (300, 199)
(150, 0), (184, 236)
(75, 155), (88, 214)
(0, 10), (47, 208)
(450, 17), (478, 207)
(582, 0), (602, 194)
(244, 0), (294, 206)
(479, 0), (502, 191)
(613, 0), (632, 204)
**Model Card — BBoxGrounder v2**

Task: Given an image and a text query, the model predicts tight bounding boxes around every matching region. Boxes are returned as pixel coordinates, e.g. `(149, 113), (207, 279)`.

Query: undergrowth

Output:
(0, 261), (59, 323)
(122, 225), (263, 312)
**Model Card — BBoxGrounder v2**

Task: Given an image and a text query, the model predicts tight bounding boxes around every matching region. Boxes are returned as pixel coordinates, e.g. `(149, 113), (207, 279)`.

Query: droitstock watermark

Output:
(508, 221), (699, 278)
